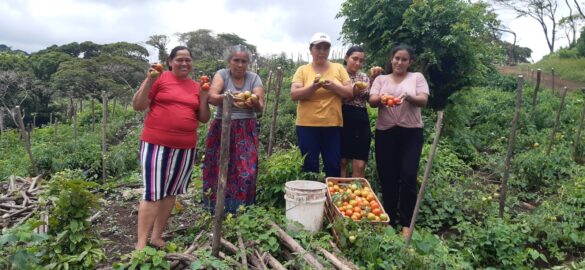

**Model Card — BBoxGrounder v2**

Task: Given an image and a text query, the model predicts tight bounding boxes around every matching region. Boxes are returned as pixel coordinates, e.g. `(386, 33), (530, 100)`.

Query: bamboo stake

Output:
(573, 88), (585, 158)
(547, 87), (568, 155)
(267, 67), (283, 157)
(499, 75), (524, 218)
(212, 92), (233, 257)
(404, 111), (444, 248)
(530, 69), (541, 114)
(269, 221), (325, 269)
(15, 106), (38, 175)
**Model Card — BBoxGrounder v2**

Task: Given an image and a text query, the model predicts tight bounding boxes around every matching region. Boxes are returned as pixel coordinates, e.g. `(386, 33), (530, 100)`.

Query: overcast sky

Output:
(0, 0), (572, 63)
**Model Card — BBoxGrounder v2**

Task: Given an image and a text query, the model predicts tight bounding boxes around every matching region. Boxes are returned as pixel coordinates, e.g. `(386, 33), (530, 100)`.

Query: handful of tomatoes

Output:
(380, 94), (403, 107)
(200, 75), (210, 91)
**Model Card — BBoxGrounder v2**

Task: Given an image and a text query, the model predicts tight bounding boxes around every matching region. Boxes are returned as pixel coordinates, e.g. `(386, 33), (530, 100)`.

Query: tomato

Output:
(149, 70), (160, 78)
(367, 213), (376, 220)
(345, 209), (354, 216)
(372, 208), (382, 216)
(201, 82), (210, 91)
(386, 99), (395, 107)
(152, 63), (164, 73)
(379, 213), (389, 221)
(370, 201), (380, 209)
(328, 187), (335, 194)
(366, 194), (375, 202)
(200, 75), (209, 83)
(348, 235), (356, 243)
(353, 206), (361, 213)
(393, 97), (402, 104)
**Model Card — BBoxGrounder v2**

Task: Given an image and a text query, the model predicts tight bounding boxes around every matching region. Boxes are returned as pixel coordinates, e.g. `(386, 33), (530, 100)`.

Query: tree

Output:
(337, 0), (413, 66)
(177, 29), (224, 61)
(573, 0), (585, 19)
(338, 0), (501, 109)
(28, 51), (73, 80)
(0, 70), (36, 127)
(501, 41), (533, 64)
(101, 42), (149, 62)
(493, 0), (560, 54)
(217, 33), (257, 54)
(146, 35), (170, 63)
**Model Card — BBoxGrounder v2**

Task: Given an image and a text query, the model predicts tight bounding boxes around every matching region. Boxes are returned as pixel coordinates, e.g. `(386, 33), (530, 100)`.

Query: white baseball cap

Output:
(310, 32), (331, 45)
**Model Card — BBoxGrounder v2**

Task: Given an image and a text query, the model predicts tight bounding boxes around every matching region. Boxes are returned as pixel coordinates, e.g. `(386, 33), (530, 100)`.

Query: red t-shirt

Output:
(141, 71), (200, 149)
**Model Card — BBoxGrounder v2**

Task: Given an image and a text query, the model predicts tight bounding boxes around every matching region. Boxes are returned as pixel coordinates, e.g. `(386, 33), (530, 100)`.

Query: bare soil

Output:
(95, 189), (200, 267)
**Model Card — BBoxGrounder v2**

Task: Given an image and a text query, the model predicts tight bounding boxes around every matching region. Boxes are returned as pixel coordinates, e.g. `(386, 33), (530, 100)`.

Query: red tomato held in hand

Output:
(149, 70), (160, 78)
(152, 63), (164, 73)
(393, 97), (402, 104)
(201, 82), (210, 91)
(200, 75), (209, 83)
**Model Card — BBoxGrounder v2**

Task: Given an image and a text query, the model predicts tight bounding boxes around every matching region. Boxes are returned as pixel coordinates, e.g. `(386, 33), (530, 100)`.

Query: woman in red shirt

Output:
(132, 46), (210, 250)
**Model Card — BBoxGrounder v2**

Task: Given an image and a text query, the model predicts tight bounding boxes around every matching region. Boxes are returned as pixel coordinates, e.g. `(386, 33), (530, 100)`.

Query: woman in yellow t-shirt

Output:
(290, 32), (353, 177)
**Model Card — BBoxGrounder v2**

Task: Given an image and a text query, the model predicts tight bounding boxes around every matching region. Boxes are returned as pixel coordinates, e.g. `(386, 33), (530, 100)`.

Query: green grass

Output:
(533, 54), (585, 84)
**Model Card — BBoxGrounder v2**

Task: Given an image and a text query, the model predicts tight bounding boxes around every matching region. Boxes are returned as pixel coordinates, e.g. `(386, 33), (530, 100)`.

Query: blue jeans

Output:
(296, 126), (341, 177)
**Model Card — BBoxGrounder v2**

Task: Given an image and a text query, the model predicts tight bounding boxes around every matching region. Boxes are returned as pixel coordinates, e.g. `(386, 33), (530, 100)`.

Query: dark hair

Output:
(167, 46), (193, 71)
(388, 44), (415, 73)
(343, 46), (365, 65)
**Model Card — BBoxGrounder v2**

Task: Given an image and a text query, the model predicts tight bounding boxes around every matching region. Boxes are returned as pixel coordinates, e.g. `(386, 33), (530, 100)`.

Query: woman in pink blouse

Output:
(369, 44), (429, 237)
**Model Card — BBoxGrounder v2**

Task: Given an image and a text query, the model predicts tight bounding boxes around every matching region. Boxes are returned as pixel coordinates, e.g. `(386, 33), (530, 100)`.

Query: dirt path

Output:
(498, 66), (585, 91)
(96, 188), (200, 267)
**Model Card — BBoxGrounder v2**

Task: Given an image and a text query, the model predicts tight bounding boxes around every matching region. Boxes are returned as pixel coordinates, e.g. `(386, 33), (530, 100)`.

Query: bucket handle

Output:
(285, 195), (307, 212)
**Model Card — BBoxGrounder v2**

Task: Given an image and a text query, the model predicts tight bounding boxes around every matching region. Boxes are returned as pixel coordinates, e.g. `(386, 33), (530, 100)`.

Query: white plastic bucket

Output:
(284, 180), (327, 233)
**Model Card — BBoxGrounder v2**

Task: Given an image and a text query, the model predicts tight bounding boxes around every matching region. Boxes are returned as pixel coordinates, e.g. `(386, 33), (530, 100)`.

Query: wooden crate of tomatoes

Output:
(325, 177), (389, 224)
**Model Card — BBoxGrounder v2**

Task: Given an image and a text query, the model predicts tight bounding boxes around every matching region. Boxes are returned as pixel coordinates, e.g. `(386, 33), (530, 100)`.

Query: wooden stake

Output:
(404, 111), (444, 248)
(499, 75), (524, 218)
(102, 91), (108, 183)
(572, 88), (585, 158)
(91, 99), (96, 132)
(15, 106), (38, 175)
(267, 67), (283, 157)
(237, 231), (249, 269)
(317, 247), (356, 270)
(551, 68), (555, 94)
(212, 92), (233, 257)
(269, 221), (325, 269)
(262, 70), (273, 116)
(530, 69), (541, 114)
(547, 86), (568, 155)
(72, 102), (77, 144)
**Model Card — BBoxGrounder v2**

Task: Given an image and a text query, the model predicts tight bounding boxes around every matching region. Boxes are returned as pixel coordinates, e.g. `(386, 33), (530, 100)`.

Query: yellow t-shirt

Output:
(292, 63), (350, 127)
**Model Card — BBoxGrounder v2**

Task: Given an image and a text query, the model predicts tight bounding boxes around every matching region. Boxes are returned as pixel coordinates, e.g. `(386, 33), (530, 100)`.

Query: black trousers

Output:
(375, 126), (423, 227)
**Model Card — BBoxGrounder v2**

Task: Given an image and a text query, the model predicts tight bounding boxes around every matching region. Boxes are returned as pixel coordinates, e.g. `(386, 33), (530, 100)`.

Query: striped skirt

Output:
(139, 141), (196, 201)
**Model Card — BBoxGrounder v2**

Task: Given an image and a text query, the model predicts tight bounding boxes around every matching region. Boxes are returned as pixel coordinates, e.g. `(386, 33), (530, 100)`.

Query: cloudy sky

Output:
(0, 0), (572, 62)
